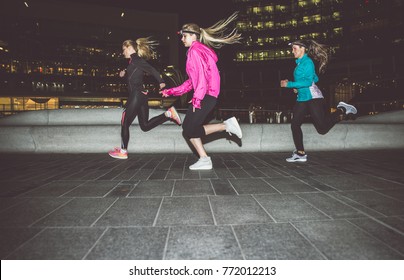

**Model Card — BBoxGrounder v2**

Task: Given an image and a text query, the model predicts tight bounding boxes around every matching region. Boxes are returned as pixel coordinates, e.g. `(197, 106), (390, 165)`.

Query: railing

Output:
(2, 101), (403, 122)
(174, 108), (293, 124)
(217, 108), (293, 124)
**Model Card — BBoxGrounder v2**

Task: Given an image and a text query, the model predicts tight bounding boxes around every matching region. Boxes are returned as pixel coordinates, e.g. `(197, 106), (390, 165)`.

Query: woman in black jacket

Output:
(109, 38), (181, 159)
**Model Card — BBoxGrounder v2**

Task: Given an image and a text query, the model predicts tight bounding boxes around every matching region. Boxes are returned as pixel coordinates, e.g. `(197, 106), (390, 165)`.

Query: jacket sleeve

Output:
(186, 49), (208, 108)
(286, 60), (317, 89)
(140, 59), (164, 84)
(163, 79), (193, 96)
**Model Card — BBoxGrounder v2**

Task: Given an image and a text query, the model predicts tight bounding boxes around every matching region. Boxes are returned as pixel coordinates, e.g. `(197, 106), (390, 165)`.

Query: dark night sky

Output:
(60, 0), (236, 28)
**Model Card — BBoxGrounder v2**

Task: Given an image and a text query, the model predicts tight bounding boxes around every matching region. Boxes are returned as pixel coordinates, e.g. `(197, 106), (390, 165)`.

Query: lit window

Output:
(237, 22), (249, 31)
(298, 1), (307, 8)
(333, 27), (342, 35)
(264, 5), (274, 13)
(333, 12), (340, 20)
(245, 52), (253, 61)
(256, 22), (264, 30)
(253, 6), (262, 14)
(265, 21), (274, 28)
(276, 5), (288, 12)
(281, 36), (291, 41)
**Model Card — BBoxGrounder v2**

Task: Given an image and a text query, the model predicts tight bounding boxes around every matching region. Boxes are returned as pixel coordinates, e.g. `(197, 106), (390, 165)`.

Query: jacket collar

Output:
(295, 53), (308, 64)
(129, 53), (139, 63)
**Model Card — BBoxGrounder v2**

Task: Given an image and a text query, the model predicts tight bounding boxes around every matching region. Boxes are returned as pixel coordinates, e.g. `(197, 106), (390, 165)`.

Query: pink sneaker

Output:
(166, 106), (182, 125)
(108, 148), (128, 159)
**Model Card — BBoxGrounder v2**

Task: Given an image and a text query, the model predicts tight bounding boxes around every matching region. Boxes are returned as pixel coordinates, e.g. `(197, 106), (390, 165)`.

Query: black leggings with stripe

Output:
(121, 91), (168, 149)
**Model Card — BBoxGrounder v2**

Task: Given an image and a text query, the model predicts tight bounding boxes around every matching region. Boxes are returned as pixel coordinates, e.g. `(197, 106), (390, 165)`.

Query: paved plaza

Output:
(1, 150), (404, 260)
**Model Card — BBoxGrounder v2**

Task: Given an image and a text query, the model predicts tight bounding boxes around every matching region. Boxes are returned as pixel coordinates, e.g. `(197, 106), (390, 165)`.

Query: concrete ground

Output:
(1, 150), (404, 260)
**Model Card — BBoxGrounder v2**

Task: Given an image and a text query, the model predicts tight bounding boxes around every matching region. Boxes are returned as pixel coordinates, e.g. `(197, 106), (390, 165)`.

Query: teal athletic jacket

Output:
(286, 53), (323, 102)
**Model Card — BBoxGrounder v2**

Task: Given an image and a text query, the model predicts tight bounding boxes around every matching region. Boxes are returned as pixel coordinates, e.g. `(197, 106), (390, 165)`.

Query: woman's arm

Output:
(286, 60), (317, 88)
(139, 59), (164, 84)
(161, 79), (193, 97)
(185, 49), (208, 109)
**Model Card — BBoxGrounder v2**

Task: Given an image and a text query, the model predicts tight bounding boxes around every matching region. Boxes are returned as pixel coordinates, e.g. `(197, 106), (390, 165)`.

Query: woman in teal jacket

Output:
(280, 40), (357, 162)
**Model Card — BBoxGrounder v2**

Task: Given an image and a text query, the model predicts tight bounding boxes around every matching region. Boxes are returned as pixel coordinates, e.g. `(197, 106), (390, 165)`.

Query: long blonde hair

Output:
(122, 37), (158, 60)
(181, 12), (242, 49)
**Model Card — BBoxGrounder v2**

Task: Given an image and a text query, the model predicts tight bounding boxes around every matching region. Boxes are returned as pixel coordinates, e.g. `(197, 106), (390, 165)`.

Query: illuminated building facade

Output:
(220, 0), (404, 113)
(1, 0), (403, 117)
(0, 0), (179, 115)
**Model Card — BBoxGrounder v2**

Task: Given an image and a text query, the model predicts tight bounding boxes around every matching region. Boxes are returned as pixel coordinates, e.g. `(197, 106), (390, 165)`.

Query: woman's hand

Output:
(280, 79), (288, 87)
(160, 89), (169, 97)
(119, 70), (126, 78)
(159, 83), (166, 89)
(188, 100), (196, 112)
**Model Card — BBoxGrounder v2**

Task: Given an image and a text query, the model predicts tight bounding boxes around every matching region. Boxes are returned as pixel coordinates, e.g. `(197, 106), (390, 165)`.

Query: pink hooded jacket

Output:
(163, 41), (220, 109)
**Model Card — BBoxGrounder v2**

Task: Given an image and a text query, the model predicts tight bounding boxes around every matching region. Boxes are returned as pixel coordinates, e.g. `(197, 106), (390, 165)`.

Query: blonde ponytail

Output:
(122, 37), (158, 60)
(182, 12), (242, 49)
(136, 37), (158, 60)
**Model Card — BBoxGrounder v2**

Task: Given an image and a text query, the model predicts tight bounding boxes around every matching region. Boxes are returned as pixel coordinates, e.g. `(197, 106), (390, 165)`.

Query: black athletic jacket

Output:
(126, 53), (164, 95)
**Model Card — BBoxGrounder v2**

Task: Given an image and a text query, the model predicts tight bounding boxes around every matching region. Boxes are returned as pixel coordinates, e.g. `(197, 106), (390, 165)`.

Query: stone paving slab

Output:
(165, 226), (243, 260)
(292, 220), (403, 259)
(0, 150), (404, 260)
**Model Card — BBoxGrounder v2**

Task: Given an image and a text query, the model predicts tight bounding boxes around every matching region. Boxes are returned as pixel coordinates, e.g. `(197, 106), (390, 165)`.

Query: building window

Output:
(236, 48), (292, 62)
(298, 1), (308, 8)
(276, 5), (288, 13)
(333, 11), (340, 20)
(252, 6), (263, 15)
(257, 37), (264, 46)
(256, 22), (264, 30)
(333, 27), (342, 35)
(264, 5), (274, 13)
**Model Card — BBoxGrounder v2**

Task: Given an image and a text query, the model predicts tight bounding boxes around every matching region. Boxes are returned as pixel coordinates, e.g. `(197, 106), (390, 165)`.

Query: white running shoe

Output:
(286, 151), (307, 162)
(337, 102), (357, 115)
(189, 156), (212, 170)
(224, 117), (242, 139)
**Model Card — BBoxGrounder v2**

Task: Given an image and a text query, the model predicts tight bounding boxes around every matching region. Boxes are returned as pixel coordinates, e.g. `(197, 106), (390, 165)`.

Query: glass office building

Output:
(220, 0), (404, 114)
(1, 0), (403, 117)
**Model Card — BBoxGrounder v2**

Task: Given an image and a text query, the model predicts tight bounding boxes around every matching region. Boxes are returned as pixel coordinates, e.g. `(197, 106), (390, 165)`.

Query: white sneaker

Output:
(224, 117), (242, 139)
(337, 102), (357, 115)
(286, 151), (307, 162)
(189, 156), (212, 170)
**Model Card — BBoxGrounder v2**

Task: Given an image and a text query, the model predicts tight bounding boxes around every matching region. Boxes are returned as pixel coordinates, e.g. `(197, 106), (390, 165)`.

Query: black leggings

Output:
(291, 98), (342, 151)
(121, 91), (169, 149)
(182, 95), (217, 138)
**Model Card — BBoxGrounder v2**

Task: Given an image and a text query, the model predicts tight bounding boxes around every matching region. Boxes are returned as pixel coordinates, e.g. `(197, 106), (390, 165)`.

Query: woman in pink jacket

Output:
(161, 13), (243, 170)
